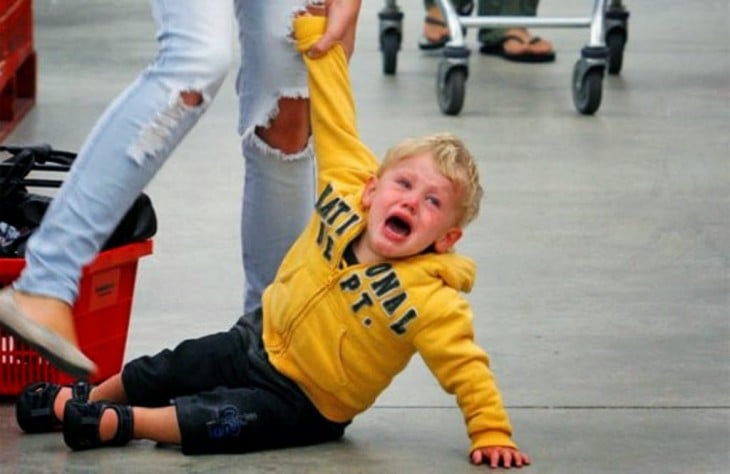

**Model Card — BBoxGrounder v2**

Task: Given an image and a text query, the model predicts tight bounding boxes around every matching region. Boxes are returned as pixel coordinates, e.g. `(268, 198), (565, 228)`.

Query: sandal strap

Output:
(16, 380), (92, 433)
(26, 382), (60, 418)
(15, 382), (62, 433)
(108, 404), (134, 446)
(63, 400), (103, 450)
(70, 380), (92, 402)
(424, 15), (446, 27)
(63, 400), (134, 450)
(501, 34), (527, 45)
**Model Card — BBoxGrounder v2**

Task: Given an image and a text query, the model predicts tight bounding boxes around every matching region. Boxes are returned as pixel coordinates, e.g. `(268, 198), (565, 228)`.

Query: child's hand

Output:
(471, 446), (531, 469)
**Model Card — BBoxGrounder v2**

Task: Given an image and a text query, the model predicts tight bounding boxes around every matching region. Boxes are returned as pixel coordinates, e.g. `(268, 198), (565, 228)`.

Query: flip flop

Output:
(480, 34), (556, 63)
(418, 16), (450, 50)
(523, 36), (556, 63)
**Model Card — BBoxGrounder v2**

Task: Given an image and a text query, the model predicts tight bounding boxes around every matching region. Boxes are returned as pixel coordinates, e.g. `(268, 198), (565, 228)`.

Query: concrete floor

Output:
(1, 0), (728, 472)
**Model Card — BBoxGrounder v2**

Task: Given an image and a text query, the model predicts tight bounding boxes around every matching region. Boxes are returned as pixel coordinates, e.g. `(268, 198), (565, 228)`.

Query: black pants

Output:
(122, 309), (349, 455)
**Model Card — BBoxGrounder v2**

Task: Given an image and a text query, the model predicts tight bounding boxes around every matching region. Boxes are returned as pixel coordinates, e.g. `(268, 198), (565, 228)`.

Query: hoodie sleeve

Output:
(293, 16), (379, 194)
(412, 294), (517, 452)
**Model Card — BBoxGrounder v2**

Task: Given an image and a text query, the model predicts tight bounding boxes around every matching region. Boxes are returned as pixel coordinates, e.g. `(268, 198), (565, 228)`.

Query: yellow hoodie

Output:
(261, 16), (516, 452)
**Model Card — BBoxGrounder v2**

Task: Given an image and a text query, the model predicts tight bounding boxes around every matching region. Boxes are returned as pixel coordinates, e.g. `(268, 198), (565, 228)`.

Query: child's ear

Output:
(361, 176), (378, 209)
(433, 227), (463, 253)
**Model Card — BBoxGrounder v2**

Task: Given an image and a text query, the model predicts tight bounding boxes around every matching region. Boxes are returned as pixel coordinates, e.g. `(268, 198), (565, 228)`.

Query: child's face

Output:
(356, 152), (464, 263)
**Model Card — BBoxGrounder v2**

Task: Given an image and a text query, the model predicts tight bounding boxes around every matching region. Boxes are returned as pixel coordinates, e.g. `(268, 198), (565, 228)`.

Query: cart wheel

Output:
(606, 30), (626, 75)
(437, 68), (466, 115)
(572, 67), (603, 115)
(381, 30), (399, 75)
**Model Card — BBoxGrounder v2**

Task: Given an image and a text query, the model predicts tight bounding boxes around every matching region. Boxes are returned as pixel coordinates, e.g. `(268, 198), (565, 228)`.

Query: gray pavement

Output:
(1, 0), (728, 472)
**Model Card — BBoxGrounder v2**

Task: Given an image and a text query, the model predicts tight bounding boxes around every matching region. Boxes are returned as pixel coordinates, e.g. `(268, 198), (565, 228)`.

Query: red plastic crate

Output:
(0, 0), (36, 142)
(0, 0), (32, 59)
(0, 240), (153, 396)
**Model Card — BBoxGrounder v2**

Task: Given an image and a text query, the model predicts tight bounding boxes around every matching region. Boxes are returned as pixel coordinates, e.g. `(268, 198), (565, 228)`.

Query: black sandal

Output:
(480, 34), (556, 63)
(15, 380), (91, 433)
(63, 400), (134, 451)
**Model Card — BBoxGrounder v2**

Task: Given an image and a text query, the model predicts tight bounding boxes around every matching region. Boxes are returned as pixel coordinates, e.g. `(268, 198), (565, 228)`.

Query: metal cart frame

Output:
(378, 0), (630, 115)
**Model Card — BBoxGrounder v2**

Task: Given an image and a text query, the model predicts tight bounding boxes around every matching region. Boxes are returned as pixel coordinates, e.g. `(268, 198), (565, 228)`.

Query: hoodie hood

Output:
(406, 251), (476, 293)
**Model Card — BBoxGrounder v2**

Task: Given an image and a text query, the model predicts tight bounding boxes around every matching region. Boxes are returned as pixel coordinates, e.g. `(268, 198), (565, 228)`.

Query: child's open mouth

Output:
(385, 216), (411, 237)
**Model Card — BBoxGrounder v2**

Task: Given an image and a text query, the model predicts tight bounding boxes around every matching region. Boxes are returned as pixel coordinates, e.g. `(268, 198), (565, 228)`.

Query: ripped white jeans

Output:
(14, 0), (314, 313)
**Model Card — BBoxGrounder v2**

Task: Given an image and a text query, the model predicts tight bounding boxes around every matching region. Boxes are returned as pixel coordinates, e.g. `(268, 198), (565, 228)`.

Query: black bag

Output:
(0, 144), (157, 258)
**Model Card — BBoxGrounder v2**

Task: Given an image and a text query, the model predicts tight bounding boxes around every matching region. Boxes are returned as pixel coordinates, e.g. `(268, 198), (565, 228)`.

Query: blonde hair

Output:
(378, 133), (483, 227)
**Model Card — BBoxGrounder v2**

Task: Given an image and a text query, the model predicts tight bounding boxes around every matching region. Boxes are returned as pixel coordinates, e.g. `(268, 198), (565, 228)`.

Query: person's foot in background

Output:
(418, 4), (450, 50)
(479, 27), (555, 63)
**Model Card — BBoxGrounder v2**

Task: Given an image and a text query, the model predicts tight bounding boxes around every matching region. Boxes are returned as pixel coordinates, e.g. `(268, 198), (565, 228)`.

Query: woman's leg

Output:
(0, 0), (234, 376)
(18, 0), (233, 305)
(235, 0), (316, 313)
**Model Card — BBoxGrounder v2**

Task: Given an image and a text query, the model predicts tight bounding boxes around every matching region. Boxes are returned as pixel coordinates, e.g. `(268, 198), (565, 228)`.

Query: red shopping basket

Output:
(0, 239), (153, 396)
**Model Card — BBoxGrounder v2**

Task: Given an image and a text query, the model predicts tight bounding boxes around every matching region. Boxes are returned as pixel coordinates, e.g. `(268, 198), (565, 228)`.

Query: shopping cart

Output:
(377, 0), (630, 115)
